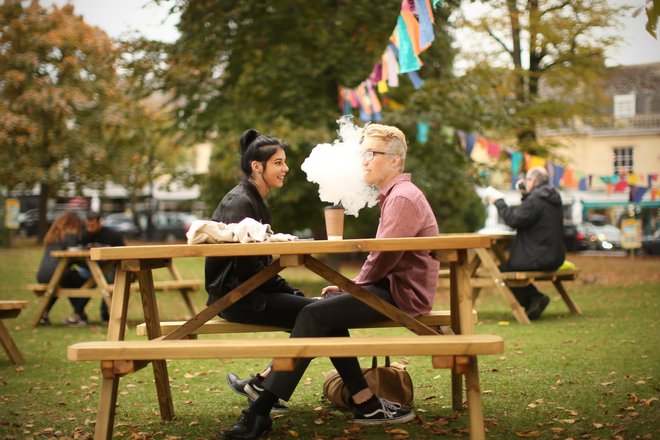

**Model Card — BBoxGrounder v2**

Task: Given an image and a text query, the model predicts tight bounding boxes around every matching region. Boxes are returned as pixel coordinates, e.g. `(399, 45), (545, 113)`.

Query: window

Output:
(613, 147), (633, 174)
(613, 94), (636, 117)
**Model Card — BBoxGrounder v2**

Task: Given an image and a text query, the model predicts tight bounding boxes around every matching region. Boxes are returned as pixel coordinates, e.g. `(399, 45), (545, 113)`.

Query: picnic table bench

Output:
(67, 235), (503, 440)
(28, 249), (202, 326)
(437, 234), (582, 324)
(0, 300), (28, 364)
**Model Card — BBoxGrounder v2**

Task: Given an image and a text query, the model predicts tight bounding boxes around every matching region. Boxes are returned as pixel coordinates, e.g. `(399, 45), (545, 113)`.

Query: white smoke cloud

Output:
(301, 116), (379, 217)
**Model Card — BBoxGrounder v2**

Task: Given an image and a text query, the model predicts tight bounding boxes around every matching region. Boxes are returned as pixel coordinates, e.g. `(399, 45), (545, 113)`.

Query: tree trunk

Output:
(37, 182), (50, 244)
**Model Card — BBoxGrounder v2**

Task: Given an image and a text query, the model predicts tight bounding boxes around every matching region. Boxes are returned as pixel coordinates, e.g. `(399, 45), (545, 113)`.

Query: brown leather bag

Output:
(322, 356), (414, 408)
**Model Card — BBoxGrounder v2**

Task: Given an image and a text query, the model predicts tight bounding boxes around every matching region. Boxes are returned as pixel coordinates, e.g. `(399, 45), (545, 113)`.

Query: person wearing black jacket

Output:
(79, 211), (127, 324)
(489, 166), (565, 320)
(206, 129), (315, 410)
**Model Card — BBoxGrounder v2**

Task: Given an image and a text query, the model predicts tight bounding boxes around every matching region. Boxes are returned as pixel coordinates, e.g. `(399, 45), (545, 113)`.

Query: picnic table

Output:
(67, 235), (504, 440)
(438, 233), (582, 324)
(0, 300), (28, 364)
(29, 249), (202, 326)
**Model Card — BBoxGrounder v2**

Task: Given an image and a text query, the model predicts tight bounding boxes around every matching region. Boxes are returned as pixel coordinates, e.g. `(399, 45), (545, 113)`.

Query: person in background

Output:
(206, 129), (316, 412)
(221, 124), (439, 440)
(485, 166), (565, 320)
(36, 211), (90, 326)
(80, 211), (126, 324)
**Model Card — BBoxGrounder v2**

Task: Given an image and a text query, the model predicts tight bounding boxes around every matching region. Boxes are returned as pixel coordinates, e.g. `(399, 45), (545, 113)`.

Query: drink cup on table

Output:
(324, 205), (345, 240)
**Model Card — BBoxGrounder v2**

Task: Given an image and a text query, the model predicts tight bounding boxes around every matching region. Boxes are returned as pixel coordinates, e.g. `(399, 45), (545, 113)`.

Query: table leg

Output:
(137, 268), (174, 421)
(95, 368), (119, 440)
(465, 355), (486, 440)
(553, 280), (583, 315)
(94, 267), (133, 439)
(0, 320), (24, 364)
(167, 262), (199, 316)
(450, 250), (475, 411)
(32, 258), (69, 327)
(475, 248), (530, 325)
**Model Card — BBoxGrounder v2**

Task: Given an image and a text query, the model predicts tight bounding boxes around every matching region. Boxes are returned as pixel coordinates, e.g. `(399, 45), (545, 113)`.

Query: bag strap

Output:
(371, 356), (391, 368)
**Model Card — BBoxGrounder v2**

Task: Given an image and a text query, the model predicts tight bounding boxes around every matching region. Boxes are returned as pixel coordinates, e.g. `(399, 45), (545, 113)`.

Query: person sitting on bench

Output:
(485, 166), (565, 320)
(221, 124), (440, 440)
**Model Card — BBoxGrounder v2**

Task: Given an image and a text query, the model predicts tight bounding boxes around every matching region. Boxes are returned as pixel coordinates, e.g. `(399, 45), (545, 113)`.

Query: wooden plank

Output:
(303, 255), (438, 336)
(68, 335), (504, 361)
(30, 280), (202, 293)
(90, 235), (491, 261)
(553, 280), (583, 315)
(0, 300), (28, 310)
(134, 310), (477, 336)
(475, 248), (531, 325)
(161, 259), (283, 341)
(0, 320), (24, 364)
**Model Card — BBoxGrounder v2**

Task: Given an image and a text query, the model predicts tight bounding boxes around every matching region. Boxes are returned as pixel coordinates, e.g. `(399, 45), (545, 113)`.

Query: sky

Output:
(41, 0), (660, 67)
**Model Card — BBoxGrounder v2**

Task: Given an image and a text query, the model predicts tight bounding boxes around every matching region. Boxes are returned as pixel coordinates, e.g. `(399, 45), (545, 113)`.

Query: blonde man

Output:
(222, 124), (439, 440)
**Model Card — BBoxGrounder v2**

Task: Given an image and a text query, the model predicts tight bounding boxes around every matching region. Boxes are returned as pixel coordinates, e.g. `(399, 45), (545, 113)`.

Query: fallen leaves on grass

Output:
(514, 429), (541, 437)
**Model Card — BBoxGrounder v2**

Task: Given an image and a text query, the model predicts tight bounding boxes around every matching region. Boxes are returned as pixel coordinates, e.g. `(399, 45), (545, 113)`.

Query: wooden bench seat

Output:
(0, 300), (29, 364)
(68, 334), (504, 366)
(135, 309), (477, 337)
(28, 279), (202, 296)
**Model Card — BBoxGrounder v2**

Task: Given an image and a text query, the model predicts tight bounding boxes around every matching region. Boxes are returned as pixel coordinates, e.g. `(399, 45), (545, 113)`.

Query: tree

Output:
(107, 37), (195, 239)
(0, 1), (119, 239)
(162, 0), (487, 233)
(461, 0), (626, 154)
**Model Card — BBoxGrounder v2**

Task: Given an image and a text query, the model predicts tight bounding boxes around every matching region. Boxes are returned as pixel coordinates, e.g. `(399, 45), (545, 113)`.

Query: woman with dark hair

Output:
(36, 211), (91, 327)
(205, 129), (315, 409)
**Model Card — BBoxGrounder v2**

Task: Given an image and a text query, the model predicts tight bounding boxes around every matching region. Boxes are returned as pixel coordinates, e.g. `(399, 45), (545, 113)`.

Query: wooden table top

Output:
(90, 234), (492, 261)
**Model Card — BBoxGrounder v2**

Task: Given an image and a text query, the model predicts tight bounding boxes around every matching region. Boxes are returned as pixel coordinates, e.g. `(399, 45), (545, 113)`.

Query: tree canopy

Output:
(460, 0), (626, 154)
(165, 0), (486, 234)
(0, 0), (120, 237)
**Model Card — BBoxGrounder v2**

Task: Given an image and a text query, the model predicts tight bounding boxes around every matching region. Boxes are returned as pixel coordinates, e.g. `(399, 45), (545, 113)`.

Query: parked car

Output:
(140, 212), (199, 241)
(18, 207), (87, 236)
(591, 224), (621, 250)
(642, 229), (660, 255)
(102, 212), (140, 237)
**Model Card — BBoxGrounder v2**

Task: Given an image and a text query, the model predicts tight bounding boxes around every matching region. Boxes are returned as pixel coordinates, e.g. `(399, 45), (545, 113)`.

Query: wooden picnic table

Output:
(0, 300), (29, 364)
(30, 249), (202, 326)
(438, 233), (582, 324)
(69, 234), (503, 440)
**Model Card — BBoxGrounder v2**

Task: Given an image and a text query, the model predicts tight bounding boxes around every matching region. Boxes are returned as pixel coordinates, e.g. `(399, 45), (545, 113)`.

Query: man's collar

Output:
(380, 173), (411, 197)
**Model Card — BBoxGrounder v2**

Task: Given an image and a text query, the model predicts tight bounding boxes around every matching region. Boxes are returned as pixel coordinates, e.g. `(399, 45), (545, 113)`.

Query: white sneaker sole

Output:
(354, 411), (416, 425)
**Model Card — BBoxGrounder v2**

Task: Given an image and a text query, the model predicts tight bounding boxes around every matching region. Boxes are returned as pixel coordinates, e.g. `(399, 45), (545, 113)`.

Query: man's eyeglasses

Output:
(362, 150), (390, 162)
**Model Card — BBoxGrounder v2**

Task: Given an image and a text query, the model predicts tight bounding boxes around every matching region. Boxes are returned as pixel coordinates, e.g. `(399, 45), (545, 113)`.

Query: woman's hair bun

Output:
(239, 129), (260, 155)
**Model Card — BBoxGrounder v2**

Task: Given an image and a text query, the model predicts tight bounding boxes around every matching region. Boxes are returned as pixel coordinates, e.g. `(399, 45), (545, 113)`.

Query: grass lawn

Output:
(0, 242), (658, 439)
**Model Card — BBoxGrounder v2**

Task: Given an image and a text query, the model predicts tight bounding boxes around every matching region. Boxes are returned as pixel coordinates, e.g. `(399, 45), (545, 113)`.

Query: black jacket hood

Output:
(524, 183), (562, 206)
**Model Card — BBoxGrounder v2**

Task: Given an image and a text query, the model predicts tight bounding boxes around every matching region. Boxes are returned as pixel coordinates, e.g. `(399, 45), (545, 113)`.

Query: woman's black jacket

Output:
(204, 179), (299, 311)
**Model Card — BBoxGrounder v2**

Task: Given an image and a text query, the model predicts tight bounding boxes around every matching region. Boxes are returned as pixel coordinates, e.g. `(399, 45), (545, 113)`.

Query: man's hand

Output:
(321, 285), (342, 298)
(484, 186), (505, 204)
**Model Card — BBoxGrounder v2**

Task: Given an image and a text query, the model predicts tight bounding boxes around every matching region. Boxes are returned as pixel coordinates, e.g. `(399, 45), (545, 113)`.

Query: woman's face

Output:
(260, 147), (289, 192)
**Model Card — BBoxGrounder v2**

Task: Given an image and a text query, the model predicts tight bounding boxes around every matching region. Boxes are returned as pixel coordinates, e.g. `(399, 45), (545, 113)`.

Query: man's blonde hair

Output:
(362, 124), (407, 170)
(362, 124), (407, 157)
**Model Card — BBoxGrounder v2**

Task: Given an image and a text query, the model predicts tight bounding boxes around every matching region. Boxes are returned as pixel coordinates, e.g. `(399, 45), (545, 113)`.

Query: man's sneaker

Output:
(38, 316), (51, 326)
(67, 318), (89, 327)
(220, 409), (272, 440)
(526, 294), (550, 320)
(354, 397), (415, 425)
(226, 373), (289, 413)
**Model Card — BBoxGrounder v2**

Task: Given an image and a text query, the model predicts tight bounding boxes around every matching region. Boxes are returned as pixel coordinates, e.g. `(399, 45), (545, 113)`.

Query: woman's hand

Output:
(320, 285), (342, 298)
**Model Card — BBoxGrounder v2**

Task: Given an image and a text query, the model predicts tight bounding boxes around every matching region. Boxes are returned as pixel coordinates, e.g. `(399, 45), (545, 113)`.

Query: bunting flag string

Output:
(339, 0), (439, 120)
(451, 127), (659, 200)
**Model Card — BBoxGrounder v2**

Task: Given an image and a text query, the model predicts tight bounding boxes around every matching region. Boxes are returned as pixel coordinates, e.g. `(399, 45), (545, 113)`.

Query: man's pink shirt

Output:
(353, 173), (440, 317)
